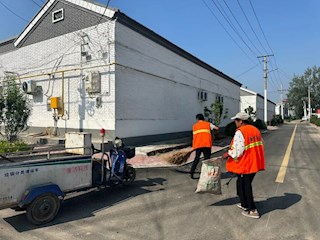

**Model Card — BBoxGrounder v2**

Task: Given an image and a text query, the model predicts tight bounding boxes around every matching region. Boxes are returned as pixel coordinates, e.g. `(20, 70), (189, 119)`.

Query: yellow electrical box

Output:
(50, 97), (61, 109)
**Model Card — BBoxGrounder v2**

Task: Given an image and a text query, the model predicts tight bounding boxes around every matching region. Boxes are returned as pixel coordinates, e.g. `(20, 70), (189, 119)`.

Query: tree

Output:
(287, 66), (320, 118)
(203, 100), (228, 139)
(204, 100), (228, 126)
(0, 76), (31, 142)
(244, 106), (256, 120)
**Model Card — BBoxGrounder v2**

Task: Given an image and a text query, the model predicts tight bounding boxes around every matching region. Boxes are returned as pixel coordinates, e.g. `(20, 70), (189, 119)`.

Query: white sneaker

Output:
(241, 210), (260, 219)
(236, 204), (248, 211)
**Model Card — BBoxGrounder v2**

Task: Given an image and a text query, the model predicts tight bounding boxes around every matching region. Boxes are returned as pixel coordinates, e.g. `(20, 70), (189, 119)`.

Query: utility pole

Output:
(308, 85), (311, 121)
(279, 84), (288, 119)
(280, 84), (284, 119)
(258, 54), (274, 124)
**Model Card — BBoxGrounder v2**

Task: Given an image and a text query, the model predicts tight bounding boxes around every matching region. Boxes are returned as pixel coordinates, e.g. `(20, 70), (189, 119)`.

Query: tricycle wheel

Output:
(26, 193), (60, 225)
(122, 166), (136, 185)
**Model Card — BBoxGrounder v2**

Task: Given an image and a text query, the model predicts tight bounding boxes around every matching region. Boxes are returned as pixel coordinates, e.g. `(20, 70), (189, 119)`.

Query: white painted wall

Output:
(0, 22), (117, 134)
(256, 96), (265, 120)
(114, 22), (240, 138)
(240, 89), (275, 122)
(240, 95), (256, 112)
(267, 101), (276, 120)
(0, 17), (242, 140)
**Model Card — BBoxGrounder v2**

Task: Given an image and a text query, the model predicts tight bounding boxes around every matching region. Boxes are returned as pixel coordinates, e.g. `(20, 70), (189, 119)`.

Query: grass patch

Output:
(0, 140), (31, 153)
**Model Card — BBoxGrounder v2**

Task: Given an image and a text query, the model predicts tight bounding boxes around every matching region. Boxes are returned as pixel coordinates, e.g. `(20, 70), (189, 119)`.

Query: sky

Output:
(1, 0), (320, 103)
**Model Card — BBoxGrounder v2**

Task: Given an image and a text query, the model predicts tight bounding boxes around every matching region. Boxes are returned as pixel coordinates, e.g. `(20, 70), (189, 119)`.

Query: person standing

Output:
(223, 112), (265, 219)
(190, 113), (219, 179)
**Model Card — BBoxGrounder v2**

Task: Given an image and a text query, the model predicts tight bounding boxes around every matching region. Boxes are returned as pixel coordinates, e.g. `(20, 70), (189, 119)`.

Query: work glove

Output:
(222, 152), (229, 159)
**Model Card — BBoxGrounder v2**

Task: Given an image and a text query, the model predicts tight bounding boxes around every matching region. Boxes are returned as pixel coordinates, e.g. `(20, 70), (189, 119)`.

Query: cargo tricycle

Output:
(0, 132), (136, 225)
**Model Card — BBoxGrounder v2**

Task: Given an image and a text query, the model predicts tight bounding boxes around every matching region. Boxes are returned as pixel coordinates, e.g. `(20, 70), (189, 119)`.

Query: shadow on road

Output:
(210, 192), (302, 216)
(4, 177), (166, 232)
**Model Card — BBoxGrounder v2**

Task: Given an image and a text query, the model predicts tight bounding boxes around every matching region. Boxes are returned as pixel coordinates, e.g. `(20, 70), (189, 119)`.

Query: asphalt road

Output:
(0, 122), (319, 240)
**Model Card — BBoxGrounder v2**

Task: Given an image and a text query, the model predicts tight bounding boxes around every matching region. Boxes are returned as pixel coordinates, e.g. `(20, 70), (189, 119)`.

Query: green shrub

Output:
(271, 115), (283, 126)
(311, 117), (320, 126)
(0, 140), (31, 153)
(224, 121), (237, 137)
(310, 115), (318, 124)
(252, 119), (267, 130)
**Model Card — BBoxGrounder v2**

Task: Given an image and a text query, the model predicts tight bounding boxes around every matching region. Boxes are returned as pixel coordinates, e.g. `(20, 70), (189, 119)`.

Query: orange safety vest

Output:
(192, 120), (212, 149)
(226, 125), (265, 174)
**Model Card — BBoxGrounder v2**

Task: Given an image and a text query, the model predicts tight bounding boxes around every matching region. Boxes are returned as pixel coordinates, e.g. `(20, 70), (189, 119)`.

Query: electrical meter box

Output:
(50, 97), (61, 109)
(85, 71), (101, 93)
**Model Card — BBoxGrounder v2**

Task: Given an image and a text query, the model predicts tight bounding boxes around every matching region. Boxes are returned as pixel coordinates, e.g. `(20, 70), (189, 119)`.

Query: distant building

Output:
(240, 87), (276, 122)
(0, 0), (241, 144)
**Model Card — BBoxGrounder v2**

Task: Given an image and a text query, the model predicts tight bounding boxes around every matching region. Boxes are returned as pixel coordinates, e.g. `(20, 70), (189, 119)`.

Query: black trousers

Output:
(236, 173), (256, 211)
(190, 147), (211, 174)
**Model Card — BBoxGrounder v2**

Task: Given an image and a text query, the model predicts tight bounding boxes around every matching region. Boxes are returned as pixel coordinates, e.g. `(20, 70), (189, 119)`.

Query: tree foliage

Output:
(287, 66), (320, 118)
(0, 76), (31, 142)
(203, 100), (228, 126)
(244, 106), (256, 119)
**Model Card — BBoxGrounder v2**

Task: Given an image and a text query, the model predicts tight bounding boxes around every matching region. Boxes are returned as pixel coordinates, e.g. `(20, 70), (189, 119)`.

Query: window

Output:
(52, 8), (64, 23)
(216, 95), (224, 103)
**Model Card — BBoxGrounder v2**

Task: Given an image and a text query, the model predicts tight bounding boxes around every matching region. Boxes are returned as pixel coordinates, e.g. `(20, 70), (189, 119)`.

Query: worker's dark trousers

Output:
(236, 173), (256, 211)
(190, 147), (211, 174)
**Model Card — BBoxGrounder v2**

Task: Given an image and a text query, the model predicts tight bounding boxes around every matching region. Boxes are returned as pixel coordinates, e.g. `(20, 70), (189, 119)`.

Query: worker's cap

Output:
(231, 112), (250, 120)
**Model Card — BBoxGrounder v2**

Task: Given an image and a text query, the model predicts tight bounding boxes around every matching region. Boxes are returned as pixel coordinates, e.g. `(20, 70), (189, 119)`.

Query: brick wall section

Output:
(0, 21), (116, 135)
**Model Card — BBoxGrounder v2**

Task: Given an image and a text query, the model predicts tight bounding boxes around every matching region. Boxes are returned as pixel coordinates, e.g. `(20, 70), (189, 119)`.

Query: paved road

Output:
(0, 122), (319, 240)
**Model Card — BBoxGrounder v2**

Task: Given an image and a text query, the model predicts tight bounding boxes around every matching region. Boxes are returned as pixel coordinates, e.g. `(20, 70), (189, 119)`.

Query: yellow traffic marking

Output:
(275, 124), (297, 183)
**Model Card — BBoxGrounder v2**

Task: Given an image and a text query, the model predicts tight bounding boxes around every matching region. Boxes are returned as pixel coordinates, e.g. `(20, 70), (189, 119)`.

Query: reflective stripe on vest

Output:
(245, 141), (263, 150)
(193, 129), (211, 135)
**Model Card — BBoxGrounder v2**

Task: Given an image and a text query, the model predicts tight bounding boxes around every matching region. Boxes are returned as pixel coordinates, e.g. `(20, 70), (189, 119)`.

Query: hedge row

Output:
(310, 115), (320, 126)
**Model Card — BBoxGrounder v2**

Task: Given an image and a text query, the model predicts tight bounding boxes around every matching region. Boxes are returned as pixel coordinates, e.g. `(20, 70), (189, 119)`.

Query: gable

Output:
(15, 0), (116, 48)
(0, 38), (16, 55)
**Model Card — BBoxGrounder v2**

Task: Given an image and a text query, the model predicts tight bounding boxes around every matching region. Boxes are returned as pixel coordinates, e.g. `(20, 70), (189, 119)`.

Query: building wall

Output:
(267, 101), (276, 120)
(240, 95), (256, 113)
(0, 4), (242, 143)
(0, 21), (117, 139)
(114, 22), (240, 138)
(256, 96), (265, 120)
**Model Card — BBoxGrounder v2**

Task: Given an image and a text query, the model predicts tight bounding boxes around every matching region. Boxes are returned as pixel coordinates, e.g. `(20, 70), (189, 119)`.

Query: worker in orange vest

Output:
(223, 112), (265, 219)
(190, 113), (219, 179)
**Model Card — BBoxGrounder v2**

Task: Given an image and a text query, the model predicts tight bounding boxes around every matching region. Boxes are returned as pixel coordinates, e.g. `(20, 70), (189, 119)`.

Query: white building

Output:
(240, 87), (276, 122)
(0, 0), (241, 144)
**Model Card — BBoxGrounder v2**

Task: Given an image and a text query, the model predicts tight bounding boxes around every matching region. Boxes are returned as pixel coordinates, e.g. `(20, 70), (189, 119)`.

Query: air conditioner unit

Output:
(85, 71), (101, 93)
(22, 80), (37, 94)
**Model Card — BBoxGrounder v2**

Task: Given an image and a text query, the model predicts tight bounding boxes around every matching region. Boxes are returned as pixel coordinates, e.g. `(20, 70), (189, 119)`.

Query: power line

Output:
(201, 0), (256, 64)
(210, 0), (258, 58)
(29, 0), (42, 8)
(0, 1), (29, 22)
(95, 0), (112, 26)
(236, 0), (268, 54)
(244, 0), (284, 88)
(248, 0), (274, 54)
(221, 0), (262, 56)
(236, 62), (260, 78)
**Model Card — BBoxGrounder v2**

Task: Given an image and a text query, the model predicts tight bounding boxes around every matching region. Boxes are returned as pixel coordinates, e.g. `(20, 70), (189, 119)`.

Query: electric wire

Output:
(236, 62), (260, 78)
(0, 1), (29, 22)
(248, 0), (274, 54)
(221, 0), (262, 56)
(201, 0), (256, 64)
(236, 0), (268, 55)
(210, 0), (258, 58)
(95, 0), (112, 27)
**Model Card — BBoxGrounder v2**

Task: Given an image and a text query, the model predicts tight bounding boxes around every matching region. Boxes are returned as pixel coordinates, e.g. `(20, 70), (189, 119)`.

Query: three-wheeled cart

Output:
(0, 132), (136, 225)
